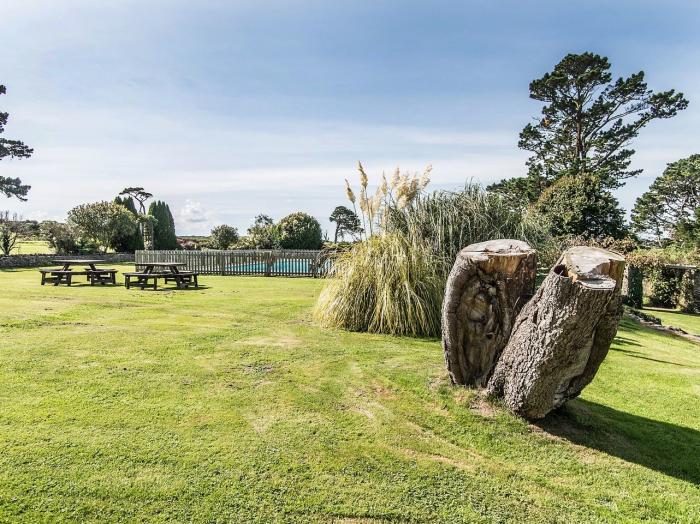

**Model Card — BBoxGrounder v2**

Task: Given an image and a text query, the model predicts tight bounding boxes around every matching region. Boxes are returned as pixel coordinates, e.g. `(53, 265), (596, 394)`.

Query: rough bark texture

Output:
(442, 239), (536, 387)
(487, 246), (625, 419)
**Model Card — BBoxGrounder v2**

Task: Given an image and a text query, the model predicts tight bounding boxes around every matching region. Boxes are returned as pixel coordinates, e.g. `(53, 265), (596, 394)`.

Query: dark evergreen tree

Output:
(113, 196), (144, 252)
(1, 85), (34, 200)
(148, 200), (178, 250)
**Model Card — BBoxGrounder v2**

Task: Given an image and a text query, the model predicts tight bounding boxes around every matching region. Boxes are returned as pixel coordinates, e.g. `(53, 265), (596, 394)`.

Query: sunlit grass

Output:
(0, 267), (698, 522)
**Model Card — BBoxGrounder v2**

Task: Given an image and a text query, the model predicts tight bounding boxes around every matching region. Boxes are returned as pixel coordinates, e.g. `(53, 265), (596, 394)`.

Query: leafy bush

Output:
(40, 221), (79, 254)
(113, 196), (144, 252)
(67, 201), (138, 253)
(210, 225), (239, 250)
(314, 234), (444, 337)
(247, 214), (281, 249)
(647, 267), (683, 308)
(278, 212), (322, 249)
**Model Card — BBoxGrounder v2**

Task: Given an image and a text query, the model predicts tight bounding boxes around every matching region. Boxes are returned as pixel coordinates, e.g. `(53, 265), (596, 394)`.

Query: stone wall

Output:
(0, 253), (135, 269)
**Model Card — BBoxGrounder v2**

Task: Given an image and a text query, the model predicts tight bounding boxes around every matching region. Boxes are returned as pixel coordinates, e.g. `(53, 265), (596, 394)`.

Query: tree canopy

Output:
(487, 52), (688, 238)
(67, 201), (138, 253)
(148, 200), (178, 250)
(534, 174), (626, 239)
(247, 214), (280, 249)
(632, 154), (700, 247)
(329, 206), (362, 242)
(210, 224), (239, 250)
(119, 187), (153, 214)
(0, 85), (33, 201)
(278, 212), (322, 249)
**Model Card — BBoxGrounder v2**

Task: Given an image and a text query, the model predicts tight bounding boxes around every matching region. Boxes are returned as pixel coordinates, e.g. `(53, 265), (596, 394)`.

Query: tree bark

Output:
(488, 246), (625, 419)
(442, 239), (537, 387)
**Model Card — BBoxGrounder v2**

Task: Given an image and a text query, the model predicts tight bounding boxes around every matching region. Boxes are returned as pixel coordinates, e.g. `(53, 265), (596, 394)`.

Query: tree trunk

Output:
(488, 246), (625, 419)
(442, 239), (537, 387)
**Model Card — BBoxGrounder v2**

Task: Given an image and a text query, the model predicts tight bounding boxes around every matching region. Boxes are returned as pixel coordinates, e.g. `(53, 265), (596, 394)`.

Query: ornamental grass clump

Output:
(314, 233), (445, 337)
(315, 165), (554, 338)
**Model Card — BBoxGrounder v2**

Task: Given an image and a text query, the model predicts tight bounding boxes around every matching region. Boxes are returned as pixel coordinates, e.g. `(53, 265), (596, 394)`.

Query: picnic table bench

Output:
(39, 260), (118, 286)
(124, 262), (199, 290)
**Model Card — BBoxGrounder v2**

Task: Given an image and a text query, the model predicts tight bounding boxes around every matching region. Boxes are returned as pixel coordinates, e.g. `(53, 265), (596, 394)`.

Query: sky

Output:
(1, 0), (699, 236)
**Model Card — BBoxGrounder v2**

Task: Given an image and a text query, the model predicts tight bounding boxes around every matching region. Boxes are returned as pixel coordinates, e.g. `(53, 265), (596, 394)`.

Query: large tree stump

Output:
(442, 239), (537, 387)
(488, 246), (625, 419)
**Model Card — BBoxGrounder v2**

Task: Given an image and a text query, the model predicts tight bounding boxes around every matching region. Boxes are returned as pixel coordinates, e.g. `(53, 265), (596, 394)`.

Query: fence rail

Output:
(135, 249), (328, 277)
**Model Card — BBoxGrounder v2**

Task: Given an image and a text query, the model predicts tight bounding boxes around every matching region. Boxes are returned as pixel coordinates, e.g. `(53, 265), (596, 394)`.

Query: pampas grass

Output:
(314, 234), (445, 337)
(315, 180), (554, 338)
(386, 182), (553, 264)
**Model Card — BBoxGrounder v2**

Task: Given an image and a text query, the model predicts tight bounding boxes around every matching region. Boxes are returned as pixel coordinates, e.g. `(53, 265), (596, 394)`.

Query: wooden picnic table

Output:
(40, 259), (118, 286)
(139, 261), (187, 274)
(52, 259), (107, 271)
(125, 262), (198, 290)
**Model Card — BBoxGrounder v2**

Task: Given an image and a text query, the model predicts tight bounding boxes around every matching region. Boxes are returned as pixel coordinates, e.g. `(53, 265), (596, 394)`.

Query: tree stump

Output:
(442, 239), (537, 387)
(488, 246), (625, 419)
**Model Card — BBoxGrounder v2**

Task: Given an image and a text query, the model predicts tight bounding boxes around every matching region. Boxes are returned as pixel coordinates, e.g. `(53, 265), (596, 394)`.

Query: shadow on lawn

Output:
(537, 399), (700, 485)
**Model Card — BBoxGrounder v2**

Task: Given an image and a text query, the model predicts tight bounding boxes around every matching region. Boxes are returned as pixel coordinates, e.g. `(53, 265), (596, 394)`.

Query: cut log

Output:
(487, 246), (625, 419)
(442, 239), (537, 387)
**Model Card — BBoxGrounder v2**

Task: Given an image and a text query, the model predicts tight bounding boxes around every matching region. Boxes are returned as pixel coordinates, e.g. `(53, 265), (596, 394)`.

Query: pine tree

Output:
(148, 200), (178, 249)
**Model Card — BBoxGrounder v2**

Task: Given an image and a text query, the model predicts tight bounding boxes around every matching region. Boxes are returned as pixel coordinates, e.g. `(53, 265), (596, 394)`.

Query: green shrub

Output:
(278, 212), (322, 249)
(648, 266), (682, 308)
(314, 234), (445, 337)
(209, 225), (239, 250)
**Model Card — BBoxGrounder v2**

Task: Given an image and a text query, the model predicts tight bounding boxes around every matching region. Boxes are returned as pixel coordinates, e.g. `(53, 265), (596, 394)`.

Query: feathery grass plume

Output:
(419, 164), (432, 189)
(314, 233), (445, 337)
(390, 167), (401, 189)
(344, 178), (356, 204)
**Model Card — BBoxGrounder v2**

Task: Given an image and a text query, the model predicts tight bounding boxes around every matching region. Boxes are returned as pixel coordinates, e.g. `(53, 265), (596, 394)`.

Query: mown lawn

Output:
(0, 267), (698, 523)
(8, 240), (53, 255)
(643, 307), (700, 336)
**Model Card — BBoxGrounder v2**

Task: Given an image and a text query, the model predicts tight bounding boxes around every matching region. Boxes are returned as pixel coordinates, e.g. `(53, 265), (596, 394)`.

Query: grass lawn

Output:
(8, 240), (53, 255)
(643, 307), (700, 336)
(1, 267), (699, 522)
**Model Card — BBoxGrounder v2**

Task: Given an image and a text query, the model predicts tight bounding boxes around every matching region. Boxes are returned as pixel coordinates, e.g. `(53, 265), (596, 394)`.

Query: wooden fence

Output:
(135, 249), (329, 277)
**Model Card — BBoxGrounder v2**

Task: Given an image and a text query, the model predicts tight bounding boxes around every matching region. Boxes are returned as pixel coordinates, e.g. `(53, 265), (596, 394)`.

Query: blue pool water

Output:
(227, 260), (330, 273)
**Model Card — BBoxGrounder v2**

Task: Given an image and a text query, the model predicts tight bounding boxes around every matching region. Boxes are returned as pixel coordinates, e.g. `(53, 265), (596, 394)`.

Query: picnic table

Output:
(39, 259), (118, 286)
(53, 259), (107, 271)
(125, 262), (199, 290)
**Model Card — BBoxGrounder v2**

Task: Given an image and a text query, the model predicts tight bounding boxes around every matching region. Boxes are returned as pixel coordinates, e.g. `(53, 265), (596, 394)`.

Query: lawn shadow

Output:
(609, 346), (688, 367)
(125, 285), (211, 292)
(536, 399), (700, 485)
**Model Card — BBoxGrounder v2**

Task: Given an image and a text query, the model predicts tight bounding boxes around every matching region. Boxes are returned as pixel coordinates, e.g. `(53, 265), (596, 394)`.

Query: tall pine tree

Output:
(148, 200), (178, 249)
(488, 53), (688, 238)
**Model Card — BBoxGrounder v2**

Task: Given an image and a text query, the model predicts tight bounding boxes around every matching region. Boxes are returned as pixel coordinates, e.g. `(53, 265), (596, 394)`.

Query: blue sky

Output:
(2, 0), (699, 235)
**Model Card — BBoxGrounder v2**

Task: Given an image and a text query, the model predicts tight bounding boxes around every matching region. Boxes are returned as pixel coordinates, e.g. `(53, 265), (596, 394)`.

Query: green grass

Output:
(643, 307), (700, 335)
(0, 267), (698, 522)
(8, 239), (53, 254)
